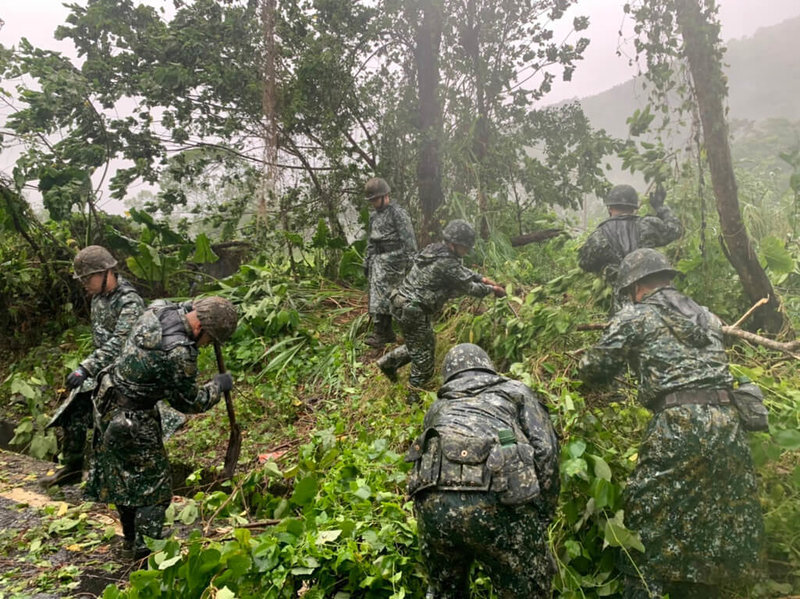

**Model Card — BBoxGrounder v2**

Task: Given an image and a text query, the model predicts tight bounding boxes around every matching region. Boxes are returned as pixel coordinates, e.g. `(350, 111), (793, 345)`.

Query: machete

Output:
(214, 341), (242, 479)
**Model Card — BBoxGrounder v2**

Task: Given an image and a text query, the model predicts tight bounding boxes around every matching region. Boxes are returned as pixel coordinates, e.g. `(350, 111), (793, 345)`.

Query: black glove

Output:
(649, 184), (666, 210)
(213, 373), (234, 393)
(66, 366), (89, 390)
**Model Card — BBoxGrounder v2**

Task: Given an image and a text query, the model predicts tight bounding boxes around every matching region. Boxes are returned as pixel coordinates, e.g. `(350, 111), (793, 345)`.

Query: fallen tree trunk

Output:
(510, 229), (564, 247)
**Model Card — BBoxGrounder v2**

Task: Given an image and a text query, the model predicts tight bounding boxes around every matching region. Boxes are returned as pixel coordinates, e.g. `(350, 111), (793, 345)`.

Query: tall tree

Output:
(629, 0), (790, 334)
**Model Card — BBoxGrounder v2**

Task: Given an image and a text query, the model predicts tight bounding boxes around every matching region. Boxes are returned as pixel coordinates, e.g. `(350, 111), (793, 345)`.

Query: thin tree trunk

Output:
(259, 0), (278, 223)
(414, 0), (444, 244)
(675, 0), (790, 335)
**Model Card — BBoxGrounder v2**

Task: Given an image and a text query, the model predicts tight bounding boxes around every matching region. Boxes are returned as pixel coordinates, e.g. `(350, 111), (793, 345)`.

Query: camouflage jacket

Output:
(577, 208), (683, 284)
(364, 203), (417, 267)
(107, 302), (224, 413)
(394, 243), (493, 314)
(80, 276), (145, 376)
(579, 286), (733, 409)
(408, 371), (559, 515)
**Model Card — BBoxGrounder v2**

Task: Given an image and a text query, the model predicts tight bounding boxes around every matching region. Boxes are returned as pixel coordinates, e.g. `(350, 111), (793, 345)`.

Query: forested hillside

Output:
(1, 1), (800, 598)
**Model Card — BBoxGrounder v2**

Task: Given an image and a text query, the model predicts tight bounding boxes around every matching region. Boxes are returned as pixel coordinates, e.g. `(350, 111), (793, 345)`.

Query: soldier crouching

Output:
(406, 344), (559, 598)
(85, 296), (238, 560)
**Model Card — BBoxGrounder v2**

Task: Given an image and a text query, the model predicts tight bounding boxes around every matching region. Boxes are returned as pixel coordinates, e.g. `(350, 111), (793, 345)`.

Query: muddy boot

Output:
(365, 315), (396, 348)
(38, 461), (83, 488)
(406, 390), (420, 405)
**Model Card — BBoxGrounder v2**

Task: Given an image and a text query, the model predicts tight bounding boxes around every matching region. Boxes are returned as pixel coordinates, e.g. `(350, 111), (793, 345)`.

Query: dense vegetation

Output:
(2, 0), (800, 597)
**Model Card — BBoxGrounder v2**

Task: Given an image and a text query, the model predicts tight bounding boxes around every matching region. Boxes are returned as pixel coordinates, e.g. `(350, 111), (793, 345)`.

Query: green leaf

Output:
(216, 587), (236, 599)
(603, 511), (644, 552)
(759, 236), (795, 275)
(589, 455), (612, 481)
(291, 476), (318, 505)
(193, 233), (219, 264)
(773, 428), (800, 450)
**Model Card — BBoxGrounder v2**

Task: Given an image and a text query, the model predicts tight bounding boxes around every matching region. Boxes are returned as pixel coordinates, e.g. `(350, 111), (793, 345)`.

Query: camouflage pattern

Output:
(408, 356), (559, 598)
(193, 296), (238, 343)
(440, 343), (496, 382)
(604, 184), (640, 208)
(364, 203), (416, 315)
(364, 177), (391, 200)
(49, 277), (146, 468)
(72, 245), (118, 279)
(579, 286), (763, 589)
(377, 243), (494, 387)
(86, 302), (227, 553)
(441, 219), (476, 249)
(616, 247), (678, 293)
(416, 492), (553, 599)
(577, 207), (683, 295)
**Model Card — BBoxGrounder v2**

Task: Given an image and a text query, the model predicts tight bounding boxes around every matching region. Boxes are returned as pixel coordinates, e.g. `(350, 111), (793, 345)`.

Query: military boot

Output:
(365, 315), (396, 348)
(377, 356), (398, 383)
(38, 461), (83, 488)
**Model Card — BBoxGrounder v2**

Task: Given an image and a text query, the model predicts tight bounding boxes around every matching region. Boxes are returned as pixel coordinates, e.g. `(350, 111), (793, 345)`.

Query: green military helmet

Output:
(193, 296), (238, 343)
(73, 245), (118, 279)
(442, 219), (476, 249)
(364, 177), (391, 201)
(442, 343), (496, 382)
(617, 248), (678, 292)
(605, 184), (639, 208)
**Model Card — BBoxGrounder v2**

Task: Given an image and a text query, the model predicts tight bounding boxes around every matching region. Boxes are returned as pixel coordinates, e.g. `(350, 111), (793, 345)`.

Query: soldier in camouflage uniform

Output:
(362, 177), (417, 348)
(376, 220), (505, 402)
(406, 344), (559, 598)
(86, 296), (237, 560)
(579, 249), (763, 598)
(578, 184), (683, 311)
(41, 246), (147, 488)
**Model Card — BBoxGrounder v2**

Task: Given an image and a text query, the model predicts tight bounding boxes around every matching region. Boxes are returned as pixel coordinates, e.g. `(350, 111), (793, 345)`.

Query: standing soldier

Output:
(376, 219), (505, 403)
(578, 184), (682, 310)
(362, 177), (417, 348)
(406, 344), (559, 598)
(86, 296), (238, 560)
(579, 249), (763, 598)
(41, 246), (146, 488)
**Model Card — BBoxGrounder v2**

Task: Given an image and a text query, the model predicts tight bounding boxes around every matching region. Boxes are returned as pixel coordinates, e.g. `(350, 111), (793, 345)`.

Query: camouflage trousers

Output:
(379, 299), (435, 388)
(56, 390), (94, 466)
(118, 502), (169, 554)
(621, 403), (763, 587)
(415, 491), (554, 599)
(622, 576), (721, 599)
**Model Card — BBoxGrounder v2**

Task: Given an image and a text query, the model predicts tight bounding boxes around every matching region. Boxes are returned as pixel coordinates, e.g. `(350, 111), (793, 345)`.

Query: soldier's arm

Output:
(578, 312), (639, 384)
(363, 214), (376, 271)
(394, 207), (417, 257)
(577, 230), (611, 274)
(442, 261), (494, 298)
(516, 386), (560, 517)
(80, 295), (145, 375)
(642, 206), (683, 245)
(165, 347), (223, 414)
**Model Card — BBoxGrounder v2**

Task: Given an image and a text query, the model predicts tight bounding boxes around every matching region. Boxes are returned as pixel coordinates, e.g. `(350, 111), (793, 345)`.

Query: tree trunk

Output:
(414, 0), (444, 244)
(675, 0), (790, 335)
(259, 0), (278, 222)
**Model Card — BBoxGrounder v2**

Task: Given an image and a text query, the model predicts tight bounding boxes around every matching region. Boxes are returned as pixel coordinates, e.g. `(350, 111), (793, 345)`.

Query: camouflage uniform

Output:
(364, 203), (417, 316)
(377, 243), (494, 390)
(51, 276), (145, 469)
(578, 207), (682, 308)
(86, 301), (226, 555)
(407, 344), (559, 598)
(579, 286), (763, 596)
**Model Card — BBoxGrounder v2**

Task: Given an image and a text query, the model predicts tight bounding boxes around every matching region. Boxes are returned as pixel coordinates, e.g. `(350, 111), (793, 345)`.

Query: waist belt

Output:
(110, 387), (158, 413)
(651, 388), (731, 413)
(372, 240), (404, 254)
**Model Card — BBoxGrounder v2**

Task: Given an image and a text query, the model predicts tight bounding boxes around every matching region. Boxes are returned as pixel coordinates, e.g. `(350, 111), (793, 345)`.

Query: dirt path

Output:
(0, 450), (196, 598)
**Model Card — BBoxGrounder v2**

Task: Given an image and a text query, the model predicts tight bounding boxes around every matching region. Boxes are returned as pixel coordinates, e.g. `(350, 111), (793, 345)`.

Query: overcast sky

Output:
(4, 0), (800, 103)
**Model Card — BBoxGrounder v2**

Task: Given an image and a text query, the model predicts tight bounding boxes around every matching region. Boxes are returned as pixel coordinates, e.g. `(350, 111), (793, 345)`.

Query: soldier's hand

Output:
(482, 276), (498, 287)
(213, 373), (234, 393)
(65, 366), (88, 390)
(492, 285), (507, 298)
(649, 183), (666, 209)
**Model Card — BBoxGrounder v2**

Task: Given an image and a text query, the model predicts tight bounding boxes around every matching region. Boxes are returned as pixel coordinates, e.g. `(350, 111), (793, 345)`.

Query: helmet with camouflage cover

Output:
(442, 343), (496, 383)
(193, 296), (238, 343)
(617, 248), (678, 292)
(72, 246), (118, 279)
(604, 184), (639, 208)
(364, 177), (391, 201)
(442, 219), (476, 249)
